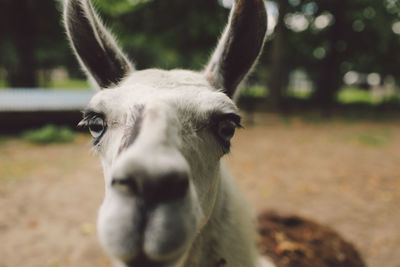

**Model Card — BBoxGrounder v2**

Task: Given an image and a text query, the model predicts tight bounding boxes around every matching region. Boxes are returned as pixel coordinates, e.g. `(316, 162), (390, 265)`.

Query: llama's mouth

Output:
(126, 253), (178, 267)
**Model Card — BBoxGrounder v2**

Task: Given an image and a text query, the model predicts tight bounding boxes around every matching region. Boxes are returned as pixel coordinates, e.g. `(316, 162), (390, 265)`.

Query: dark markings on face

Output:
(118, 105), (145, 154)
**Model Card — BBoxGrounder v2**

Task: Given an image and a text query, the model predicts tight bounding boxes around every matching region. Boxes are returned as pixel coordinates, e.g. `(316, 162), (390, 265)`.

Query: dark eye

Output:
(217, 120), (237, 142)
(88, 116), (106, 139)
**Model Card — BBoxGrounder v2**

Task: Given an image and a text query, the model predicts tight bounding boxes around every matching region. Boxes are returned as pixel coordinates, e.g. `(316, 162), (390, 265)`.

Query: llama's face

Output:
(64, 0), (267, 266)
(85, 70), (240, 265)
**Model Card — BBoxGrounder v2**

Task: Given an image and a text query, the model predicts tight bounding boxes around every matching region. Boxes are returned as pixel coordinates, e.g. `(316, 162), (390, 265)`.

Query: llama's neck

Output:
(184, 164), (259, 267)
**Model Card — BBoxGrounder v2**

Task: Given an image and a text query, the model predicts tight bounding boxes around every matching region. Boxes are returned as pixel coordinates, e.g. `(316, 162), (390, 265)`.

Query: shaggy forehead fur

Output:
(87, 69), (239, 121)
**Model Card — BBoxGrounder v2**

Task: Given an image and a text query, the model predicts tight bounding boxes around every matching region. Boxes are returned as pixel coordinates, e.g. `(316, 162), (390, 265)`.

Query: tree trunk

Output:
(312, 4), (345, 115)
(266, 0), (290, 110)
(8, 0), (37, 88)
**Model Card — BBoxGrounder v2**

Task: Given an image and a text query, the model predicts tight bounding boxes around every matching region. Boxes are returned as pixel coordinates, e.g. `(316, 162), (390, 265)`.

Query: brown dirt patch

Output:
(257, 210), (365, 267)
(0, 113), (399, 267)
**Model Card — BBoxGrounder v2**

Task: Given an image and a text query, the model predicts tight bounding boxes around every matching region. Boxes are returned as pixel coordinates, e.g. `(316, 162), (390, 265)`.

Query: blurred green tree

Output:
(1, 0), (400, 114)
(0, 0), (228, 87)
(0, 0), (74, 87)
(265, 0), (400, 110)
(95, 0), (228, 70)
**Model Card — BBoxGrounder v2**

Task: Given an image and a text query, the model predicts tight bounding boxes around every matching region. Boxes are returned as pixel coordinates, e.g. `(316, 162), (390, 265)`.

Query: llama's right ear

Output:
(64, 0), (133, 89)
(204, 0), (267, 99)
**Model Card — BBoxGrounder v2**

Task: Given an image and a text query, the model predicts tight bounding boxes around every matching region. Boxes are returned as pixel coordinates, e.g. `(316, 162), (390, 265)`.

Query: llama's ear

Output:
(204, 0), (267, 98)
(64, 0), (133, 89)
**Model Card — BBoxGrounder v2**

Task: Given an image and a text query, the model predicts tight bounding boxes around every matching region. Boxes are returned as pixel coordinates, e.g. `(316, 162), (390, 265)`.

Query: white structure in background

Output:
(287, 69), (314, 96)
(344, 71), (398, 102)
(312, 12), (334, 31)
(393, 21), (400, 35)
(0, 90), (93, 112)
(50, 67), (69, 81)
(285, 13), (309, 32)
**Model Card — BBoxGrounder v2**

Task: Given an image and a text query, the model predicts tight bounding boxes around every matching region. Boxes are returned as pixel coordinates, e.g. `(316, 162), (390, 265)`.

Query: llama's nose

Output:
(111, 169), (189, 204)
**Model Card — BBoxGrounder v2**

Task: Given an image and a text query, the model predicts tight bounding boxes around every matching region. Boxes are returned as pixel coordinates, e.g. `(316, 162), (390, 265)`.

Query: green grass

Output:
(384, 94), (400, 104)
(0, 79), (7, 88)
(355, 129), (392, 147)
(22, 125), (76, 144)
(336, 87), (400, 105)
(337, 87), (379, 105)
(45, 79), (90, 89)
(0, 135), (12, 145)
(286, 89), (312, 100)
(0, 78), (90, 90)
(241, 85), (400, 106)
(241, 85), (268, 98)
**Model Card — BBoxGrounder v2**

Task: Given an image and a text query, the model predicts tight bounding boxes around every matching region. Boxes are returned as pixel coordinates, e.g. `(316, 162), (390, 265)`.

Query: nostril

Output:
(111, 177), (139, 195)
(152, 173), (189, 204)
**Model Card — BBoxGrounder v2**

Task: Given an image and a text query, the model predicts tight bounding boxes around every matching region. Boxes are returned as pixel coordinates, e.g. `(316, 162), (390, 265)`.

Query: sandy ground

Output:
(0, 113), (399, 267)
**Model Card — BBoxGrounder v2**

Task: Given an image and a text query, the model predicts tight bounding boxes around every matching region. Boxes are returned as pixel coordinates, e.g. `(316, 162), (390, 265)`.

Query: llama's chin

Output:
(97, 193), (196, 266)
(124, 254), (184, 267)
(97, 195), (142, 262)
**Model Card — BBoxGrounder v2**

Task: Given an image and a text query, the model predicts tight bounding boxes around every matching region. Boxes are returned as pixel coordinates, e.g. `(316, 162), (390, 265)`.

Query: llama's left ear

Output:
(204, 0), (267, 99)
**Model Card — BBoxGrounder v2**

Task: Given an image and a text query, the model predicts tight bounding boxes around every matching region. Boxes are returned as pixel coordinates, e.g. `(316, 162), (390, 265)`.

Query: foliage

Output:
(266, 0), (400, 108)
(1, 0), (400, 111)
(96, 0), (228, 70)
(337, 87), (400, 105)
(0, 0), (75, 87)
(0, 79), (7, 88)
(285, 89), (312, 100)
(337, 88), (380, 105)
(241, 85), (268, 98)
(46, 79), (89, 90)
(22, 125), (76, 144)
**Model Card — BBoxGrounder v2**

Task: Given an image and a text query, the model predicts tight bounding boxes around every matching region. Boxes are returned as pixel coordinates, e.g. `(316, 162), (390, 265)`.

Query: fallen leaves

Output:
(274, 232), (314, 258)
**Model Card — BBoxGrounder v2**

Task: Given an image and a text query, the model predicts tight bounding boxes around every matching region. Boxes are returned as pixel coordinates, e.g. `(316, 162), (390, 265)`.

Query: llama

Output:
(63, 1), (364, 267)
(64, 0), (271, 266)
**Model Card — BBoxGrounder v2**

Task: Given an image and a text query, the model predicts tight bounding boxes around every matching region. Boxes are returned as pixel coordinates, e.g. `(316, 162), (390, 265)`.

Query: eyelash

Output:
(209, 113), (242, 128)
(78, 111), (100, 126)
(78, 112), (107, 145)
(209, 113), (242, 153)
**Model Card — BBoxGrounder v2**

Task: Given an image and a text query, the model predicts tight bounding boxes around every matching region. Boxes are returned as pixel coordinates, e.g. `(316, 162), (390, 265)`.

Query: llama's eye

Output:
(217, 120), (237, 142)
(88, 116), (106, 139)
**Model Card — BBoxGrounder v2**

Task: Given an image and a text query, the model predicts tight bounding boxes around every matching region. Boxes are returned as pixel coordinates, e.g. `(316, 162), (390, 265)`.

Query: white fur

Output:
(87, 70), (269, 266)
(64, 0), (274, 266)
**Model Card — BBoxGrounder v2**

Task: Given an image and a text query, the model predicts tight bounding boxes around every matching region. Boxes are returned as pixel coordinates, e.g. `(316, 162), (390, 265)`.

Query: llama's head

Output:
(64, 0), (267, 266)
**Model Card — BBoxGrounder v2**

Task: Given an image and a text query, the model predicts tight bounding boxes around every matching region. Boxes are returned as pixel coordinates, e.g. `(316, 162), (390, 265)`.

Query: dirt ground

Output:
(0, 113), (399, 267)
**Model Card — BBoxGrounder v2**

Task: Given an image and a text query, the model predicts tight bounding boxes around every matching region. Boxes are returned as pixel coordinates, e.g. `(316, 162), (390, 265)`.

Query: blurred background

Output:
(1, 0), (400, 113)
(0, 0), (399, 267)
